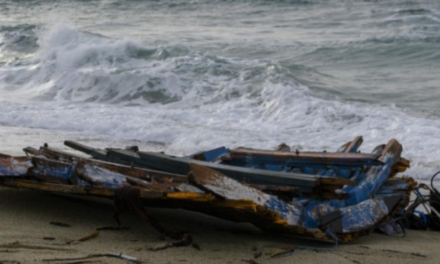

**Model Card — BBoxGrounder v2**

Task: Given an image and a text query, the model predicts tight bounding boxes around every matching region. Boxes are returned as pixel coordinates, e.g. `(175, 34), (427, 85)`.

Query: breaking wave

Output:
(0, 25), (309, 106)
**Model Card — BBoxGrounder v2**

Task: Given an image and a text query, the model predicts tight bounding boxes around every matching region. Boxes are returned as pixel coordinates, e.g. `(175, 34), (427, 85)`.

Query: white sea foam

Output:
(1, 81), (440, 181)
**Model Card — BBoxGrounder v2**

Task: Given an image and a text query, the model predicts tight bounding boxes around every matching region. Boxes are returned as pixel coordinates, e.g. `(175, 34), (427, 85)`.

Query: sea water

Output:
(1, 0), (440, 181)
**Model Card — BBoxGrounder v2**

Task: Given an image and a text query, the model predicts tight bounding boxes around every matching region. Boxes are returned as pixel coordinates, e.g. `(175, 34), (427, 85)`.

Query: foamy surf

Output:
(1, 12), (440, 182)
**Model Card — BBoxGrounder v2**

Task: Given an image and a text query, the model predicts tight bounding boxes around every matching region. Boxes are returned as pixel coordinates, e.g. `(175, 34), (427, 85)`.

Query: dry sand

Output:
(0, 187), (439, 264)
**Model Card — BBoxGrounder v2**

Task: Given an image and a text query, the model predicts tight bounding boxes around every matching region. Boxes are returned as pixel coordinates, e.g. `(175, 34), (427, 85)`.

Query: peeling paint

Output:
(0, 137), (414, 242)
(0, 156), (32, 176)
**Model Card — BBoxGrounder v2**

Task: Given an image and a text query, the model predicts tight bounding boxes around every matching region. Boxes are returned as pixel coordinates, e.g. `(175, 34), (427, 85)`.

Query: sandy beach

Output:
(0, 185), (439, 264)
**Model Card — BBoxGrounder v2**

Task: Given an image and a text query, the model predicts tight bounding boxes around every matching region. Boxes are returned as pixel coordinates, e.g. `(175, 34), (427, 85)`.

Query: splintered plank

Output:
(319, 195), (402, 233)
(74, 161), (189, 193)
(29, 157), (73, 184)
(122, 150), (322, 189)
(0, 178), (89, 195)
(330, 136), (364, 178)
(190, 163), (273, 204)
(298, 139), (407, 230)
(0, 154), (32, 176)
(21, 145), (348, 199)
(35, 146), (89, 163)
(372, 144), (386, 154)
(64, 141), (97, 155)
(335, 139), (404, 205)
(0, 178), (165, 199)
(337, 136), (363, 153)
(189, 146), (228, 162)
(116, 150), (354, 198)
(65, 141), (356, 191)
(88, 147), (318, 189)
(33, 146), (188, 184)
(390, 157), (410, 177)
(188, 163), (304, 225)
(226, 147), (383, 167)
(64, 140), (125, 164)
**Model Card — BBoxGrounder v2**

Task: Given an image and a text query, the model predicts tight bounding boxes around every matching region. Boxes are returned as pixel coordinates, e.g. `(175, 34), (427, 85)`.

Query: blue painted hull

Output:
(0, 137), (415, 242)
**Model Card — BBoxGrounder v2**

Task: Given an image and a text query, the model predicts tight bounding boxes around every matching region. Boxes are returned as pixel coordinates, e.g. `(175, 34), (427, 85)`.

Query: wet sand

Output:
(0, 186), (439, 264)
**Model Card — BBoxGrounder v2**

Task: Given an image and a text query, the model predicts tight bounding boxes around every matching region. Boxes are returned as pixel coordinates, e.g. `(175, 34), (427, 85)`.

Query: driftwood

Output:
(43, 252), (143, 263)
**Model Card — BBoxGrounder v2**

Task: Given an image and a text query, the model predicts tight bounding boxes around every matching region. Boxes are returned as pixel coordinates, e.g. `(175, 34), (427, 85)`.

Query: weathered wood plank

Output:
(127, 150), (324, 188)
(319, 195), (402, 233)
(226, 147), (382, 167)
(299, 139), (407, 229)
(64, 142), (353, 197)
(28, 145), (346, 199)
(0, 178), (166, 199)
(64, 141), (97, 155)
(64, 141), (357, 187)
(0, 154), (33, 176)
(136, 151), (355, 197)
(188, 163), (304, 225)
(29, 157), (72, 184)
(32, 146), (188, 184)
(338, 136), (363, 153)
(189, 146), (228, 162)
(329, 136), (364, 178)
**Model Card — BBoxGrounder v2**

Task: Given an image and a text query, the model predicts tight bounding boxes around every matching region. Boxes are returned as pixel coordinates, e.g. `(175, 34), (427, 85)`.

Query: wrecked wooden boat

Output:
(63, 141), (355, 199)
(0, 137), (415, 243)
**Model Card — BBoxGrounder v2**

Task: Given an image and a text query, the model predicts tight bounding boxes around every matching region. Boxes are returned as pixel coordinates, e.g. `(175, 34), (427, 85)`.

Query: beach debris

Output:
(42, 253), (144, 263)
(78, 230), (100, 242)
(147, 234), (193, 251)
(381, 171), (440, 233)
(57, 261), (103, 264)
(0, 241), (75, 252)
(114, 186), (187, 241)
(65, 230), (100, 245)
(0, 136), (416, 243)
(96, 226), (130, 231)
(410, 252), (427, 258)
(50, 222), (71, 227)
